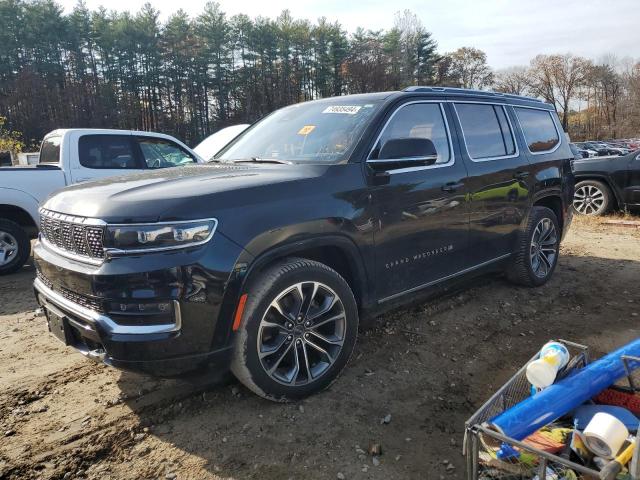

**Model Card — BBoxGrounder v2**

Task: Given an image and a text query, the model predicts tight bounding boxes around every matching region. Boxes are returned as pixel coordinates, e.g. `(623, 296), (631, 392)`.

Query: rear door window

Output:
(454, 103), (516, 160)
(136, 137), (197, 169)
(514, 107), (560, 153)
(39, 136), (62, 164)
(370, 102), (452, 165)
(78, 135), (142, 169)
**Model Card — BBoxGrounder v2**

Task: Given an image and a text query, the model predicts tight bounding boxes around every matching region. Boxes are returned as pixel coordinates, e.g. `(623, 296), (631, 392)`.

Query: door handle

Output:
(441, 182), (464, 192)
(513, 171), (530, 180)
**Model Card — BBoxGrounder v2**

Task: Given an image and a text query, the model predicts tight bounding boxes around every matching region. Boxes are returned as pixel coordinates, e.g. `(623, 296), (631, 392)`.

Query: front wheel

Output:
(507, 206), (560, 287)
(231, 258), (358, 401)
(573, 180), (612, 216)
(0, 219), (30, 275)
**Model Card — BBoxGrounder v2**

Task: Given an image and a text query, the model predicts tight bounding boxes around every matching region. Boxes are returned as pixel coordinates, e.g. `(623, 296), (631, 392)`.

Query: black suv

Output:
(33, 87), (574, 401)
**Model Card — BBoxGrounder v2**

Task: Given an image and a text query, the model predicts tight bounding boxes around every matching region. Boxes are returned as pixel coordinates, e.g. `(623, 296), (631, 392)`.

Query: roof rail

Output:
(402, 86), (543, 103)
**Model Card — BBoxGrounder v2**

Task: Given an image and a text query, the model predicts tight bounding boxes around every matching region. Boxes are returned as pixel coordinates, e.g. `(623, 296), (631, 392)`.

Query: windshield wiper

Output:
(232, 157), (293, 165)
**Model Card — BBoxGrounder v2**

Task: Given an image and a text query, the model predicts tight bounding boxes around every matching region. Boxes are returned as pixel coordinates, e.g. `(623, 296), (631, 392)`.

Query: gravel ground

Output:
(1, 215), (639, 480)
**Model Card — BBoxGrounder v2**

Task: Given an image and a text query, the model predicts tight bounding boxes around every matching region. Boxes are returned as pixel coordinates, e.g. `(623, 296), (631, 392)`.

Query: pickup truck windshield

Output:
(217, 99), (383, 164)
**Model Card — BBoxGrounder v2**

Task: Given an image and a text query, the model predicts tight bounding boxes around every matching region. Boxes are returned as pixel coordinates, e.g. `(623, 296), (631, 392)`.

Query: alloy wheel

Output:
(573, 184), (605, 215)
(529, 218), (558, 279)
(257, 281), (346, 386)
(0, 231), (18, 267)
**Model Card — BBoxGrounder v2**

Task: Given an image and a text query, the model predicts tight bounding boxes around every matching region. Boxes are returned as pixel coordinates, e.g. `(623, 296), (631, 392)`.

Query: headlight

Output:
(104, 219), (217, 255)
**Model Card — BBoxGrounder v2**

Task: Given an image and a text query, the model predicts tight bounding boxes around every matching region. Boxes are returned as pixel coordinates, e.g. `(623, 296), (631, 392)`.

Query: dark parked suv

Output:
(33, 87), (574, 401)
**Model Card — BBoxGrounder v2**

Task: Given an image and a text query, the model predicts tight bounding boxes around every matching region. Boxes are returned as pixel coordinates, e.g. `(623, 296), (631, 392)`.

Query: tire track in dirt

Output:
(1, 368), (221, 479)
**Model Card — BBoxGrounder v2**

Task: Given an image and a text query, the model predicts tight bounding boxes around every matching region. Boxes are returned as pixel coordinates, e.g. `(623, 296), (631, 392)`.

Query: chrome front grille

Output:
(39, 208), (105, 261)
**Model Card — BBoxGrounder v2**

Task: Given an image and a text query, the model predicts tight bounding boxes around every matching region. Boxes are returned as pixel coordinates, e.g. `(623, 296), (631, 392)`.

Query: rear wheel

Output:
(507, 206), (560, 287)
(573, 180), (612, 216)
(0, 219), (30, 275)
(231, 258), (358, 401)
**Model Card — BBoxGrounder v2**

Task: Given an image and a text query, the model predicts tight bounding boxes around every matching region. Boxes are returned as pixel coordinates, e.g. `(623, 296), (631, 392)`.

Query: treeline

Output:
(494, 54), (640, 140)
(0, 0), (638, 148)
(0, 1), (443, 145)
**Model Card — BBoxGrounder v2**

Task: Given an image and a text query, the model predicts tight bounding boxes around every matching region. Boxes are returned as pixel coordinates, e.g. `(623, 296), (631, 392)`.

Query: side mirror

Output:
(368, 138), (438, 171)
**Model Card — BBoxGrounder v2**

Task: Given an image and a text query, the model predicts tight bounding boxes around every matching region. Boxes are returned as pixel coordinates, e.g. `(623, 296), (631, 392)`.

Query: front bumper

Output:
(34, 276), (233, 376)
(32, 232), (248, 376)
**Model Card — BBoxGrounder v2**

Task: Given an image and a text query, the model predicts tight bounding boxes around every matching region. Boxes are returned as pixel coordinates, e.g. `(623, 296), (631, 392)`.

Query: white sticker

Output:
(322, 105), (362, 115)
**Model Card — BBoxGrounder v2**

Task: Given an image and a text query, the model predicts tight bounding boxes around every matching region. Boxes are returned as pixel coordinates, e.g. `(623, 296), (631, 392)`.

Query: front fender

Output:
(219, 228), (374, 341)
(243, 232), (369, 291)
(0, 188), (40, 228)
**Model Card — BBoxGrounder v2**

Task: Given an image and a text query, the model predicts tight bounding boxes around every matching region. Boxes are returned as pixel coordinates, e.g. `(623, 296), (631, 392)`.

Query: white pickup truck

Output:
(0, 128), (210, 275)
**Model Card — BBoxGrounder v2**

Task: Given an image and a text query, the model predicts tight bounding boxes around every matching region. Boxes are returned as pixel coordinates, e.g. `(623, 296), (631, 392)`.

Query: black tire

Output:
(572, 180), (613, 216)
(0, 219), (30, 276)
(507, 206), (560, 287)
(231, 257), (358, 402)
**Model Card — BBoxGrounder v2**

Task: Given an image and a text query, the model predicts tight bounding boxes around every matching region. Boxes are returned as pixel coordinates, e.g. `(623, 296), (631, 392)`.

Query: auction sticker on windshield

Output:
(322, 106), (362, 115)
(298, 125), (316, 135)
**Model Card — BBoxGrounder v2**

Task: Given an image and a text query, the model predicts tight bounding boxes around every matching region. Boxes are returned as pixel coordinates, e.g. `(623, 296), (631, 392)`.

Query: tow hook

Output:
(86, 348), (106, 362)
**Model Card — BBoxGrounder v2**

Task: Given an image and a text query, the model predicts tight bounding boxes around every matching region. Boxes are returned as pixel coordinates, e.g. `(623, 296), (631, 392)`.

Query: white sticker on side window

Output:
(322, 106), (362, 115)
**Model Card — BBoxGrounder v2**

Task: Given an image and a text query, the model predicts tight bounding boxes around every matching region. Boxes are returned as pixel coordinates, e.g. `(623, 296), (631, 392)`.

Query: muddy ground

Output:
(1, 215), (639, 480)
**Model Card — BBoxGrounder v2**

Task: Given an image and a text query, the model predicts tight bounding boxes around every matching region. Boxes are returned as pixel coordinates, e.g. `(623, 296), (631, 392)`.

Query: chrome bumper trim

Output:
(34, 277), (182, 335)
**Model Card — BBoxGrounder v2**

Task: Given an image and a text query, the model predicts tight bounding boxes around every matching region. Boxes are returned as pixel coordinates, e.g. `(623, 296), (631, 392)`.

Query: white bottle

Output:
(526, 341), (570, 389)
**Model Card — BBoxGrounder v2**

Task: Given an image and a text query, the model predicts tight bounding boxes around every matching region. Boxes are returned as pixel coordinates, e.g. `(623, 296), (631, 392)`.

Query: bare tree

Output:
(528, 54), (591, 130)
(493, 66), (529, 95)
(621, 62), (640, 136)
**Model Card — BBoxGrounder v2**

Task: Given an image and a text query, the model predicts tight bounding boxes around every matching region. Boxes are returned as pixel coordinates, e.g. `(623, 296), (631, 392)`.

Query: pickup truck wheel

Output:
(573, 180), (612, 216)
(507, 206), (560, 287)
(231, 258), (358, 402)
(0, 219), (30, 275)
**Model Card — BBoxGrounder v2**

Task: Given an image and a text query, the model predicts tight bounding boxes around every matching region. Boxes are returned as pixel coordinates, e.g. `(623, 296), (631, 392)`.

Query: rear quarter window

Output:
(39, 136), (62, 164)
(515, 108), (560, 153)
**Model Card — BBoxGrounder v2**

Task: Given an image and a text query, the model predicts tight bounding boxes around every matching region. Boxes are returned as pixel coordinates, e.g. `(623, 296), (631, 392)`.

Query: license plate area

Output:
(43, 302), (73, 346)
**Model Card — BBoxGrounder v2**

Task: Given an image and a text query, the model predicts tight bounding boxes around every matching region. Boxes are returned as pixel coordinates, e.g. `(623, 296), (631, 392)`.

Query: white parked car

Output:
(0, 128), (206, 274)
(193, 124), (250, 161)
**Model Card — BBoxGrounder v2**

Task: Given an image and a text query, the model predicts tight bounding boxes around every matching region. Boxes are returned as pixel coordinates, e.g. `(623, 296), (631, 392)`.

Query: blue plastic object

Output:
(496, 442), (520, 460)
(487, 338), (640, 441)
(573, 405), (639, 432)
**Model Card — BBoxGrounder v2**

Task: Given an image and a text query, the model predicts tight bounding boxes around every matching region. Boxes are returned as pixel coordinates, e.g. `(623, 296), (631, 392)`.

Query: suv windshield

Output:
(217, 98), (383, 164)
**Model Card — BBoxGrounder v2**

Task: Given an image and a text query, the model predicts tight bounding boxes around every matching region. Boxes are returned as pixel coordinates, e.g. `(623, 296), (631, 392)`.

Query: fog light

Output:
(110, 302), (173, 315)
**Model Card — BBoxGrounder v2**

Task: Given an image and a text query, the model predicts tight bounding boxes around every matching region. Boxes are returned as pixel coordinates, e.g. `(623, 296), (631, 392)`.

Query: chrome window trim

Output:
(366, 101), (455, 174)
(104, 218), (218, 257)
(367, 154), (438, 164)
(512, 105), (563, 155)
(35, 277), (182, 335)
(451, 102), (520, 162)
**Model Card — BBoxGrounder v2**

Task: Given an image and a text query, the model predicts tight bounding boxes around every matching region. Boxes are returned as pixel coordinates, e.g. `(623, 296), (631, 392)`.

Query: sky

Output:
(56, 0), (640, 69)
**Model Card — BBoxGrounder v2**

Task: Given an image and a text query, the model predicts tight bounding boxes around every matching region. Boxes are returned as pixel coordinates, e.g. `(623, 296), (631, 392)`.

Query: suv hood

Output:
(43, 163), (327, 222)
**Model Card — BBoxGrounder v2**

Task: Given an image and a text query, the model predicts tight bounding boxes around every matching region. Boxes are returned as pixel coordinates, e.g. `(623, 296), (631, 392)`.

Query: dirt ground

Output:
(1, 215), (639, 480)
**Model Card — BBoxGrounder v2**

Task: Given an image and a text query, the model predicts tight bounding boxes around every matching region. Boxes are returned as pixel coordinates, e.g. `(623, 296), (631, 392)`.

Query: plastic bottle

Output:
(526, 341), (570, 389)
